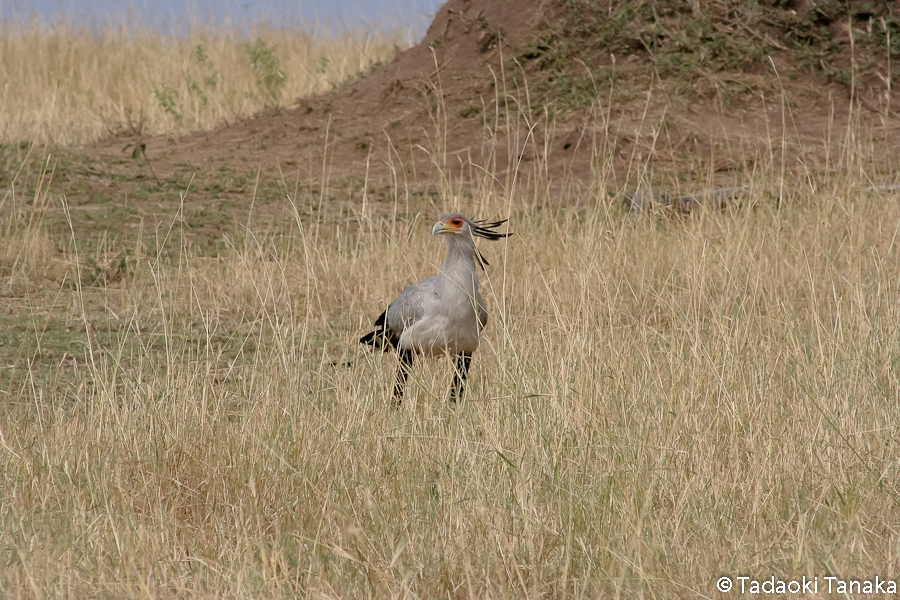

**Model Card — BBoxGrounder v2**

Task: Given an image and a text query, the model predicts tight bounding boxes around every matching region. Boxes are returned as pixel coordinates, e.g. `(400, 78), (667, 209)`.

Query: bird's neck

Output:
(439, 237), (479, 292)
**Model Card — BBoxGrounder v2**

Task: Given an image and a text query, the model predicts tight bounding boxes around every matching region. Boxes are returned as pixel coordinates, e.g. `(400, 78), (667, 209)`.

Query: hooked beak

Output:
(432, 221), (450, 235)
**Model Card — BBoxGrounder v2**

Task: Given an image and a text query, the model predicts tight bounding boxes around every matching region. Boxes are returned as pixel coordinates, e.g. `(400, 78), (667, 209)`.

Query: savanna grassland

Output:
(0, 18), (405, 145)
(2, 3), (900, 599)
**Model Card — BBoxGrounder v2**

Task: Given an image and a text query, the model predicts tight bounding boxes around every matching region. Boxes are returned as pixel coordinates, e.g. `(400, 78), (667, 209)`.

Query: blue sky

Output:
(1, 0), (444, 38)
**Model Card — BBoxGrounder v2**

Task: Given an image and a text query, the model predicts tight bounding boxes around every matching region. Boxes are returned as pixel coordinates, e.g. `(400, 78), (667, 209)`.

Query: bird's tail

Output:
(359, 310), (398, 351)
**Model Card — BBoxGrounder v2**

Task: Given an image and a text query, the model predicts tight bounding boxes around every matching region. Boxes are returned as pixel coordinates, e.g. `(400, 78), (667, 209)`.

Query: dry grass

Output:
(2, 162), (900, 598)
(2, 18), (900, 600)
(0, 19), (404, 145)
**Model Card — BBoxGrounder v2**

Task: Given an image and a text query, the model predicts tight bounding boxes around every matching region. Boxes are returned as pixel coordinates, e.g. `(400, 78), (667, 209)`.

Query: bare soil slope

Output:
(86, 0), (554, 187)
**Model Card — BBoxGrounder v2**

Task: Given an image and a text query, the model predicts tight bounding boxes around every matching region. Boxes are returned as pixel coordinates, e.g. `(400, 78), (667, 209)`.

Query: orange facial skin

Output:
(433, 214), (467, 235)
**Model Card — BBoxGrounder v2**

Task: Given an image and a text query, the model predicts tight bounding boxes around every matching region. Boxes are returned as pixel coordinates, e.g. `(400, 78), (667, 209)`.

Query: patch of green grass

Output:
(0, 315), (94, 364)
(458, 102), (483, 118)
(0, 142), (33, 183)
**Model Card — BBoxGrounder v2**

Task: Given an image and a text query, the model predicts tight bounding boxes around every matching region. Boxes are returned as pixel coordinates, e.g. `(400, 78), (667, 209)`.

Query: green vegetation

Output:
(522, 0), (899, 107)
(245, 38), (288, 106)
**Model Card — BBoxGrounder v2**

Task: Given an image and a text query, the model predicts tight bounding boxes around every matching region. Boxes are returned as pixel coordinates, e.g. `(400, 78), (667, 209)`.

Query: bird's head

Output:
(432, 214), (511, 269)
(432, 214), (510, 241)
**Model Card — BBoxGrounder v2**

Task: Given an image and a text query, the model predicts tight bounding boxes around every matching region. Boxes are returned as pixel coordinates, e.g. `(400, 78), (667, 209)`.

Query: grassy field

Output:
(0, 19), (404, 145)
(2, 15), (900, 600)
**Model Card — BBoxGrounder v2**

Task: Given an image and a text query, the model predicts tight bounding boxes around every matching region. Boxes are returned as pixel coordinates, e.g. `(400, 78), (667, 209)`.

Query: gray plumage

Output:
(360, 214), (509, 405)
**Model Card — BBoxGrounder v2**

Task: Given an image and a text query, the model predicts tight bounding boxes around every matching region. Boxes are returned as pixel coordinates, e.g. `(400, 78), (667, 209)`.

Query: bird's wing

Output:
(386, 275), (438, 338)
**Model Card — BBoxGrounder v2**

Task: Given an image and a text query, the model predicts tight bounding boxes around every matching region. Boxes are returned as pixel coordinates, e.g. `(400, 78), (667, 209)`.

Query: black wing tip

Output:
(360, 310), (398, 350)
(360, 329), (398, 350)
(471, 218), (512, 241)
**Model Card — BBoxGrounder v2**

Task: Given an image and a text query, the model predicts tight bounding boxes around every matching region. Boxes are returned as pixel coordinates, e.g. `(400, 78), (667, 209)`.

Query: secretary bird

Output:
(360, 214), (510, 406)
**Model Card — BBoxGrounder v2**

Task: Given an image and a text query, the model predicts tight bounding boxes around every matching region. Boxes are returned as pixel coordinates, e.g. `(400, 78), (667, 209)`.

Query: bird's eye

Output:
(452, 219), (463, 226)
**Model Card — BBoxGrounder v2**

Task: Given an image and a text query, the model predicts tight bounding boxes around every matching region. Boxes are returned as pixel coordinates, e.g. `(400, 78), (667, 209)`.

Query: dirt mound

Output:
(81, 0), (899, 211)
(85, 0), (548, 190)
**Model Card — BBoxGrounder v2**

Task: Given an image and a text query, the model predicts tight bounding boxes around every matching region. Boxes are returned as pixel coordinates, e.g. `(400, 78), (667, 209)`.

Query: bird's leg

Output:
(449, 353), (472, 404)
(393, 348), (414, 407)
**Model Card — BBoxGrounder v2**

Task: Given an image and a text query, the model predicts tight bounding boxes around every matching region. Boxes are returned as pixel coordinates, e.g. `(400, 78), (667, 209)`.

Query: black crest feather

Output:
(469, 218), (510, 270)
(471, 218), (511, 241)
